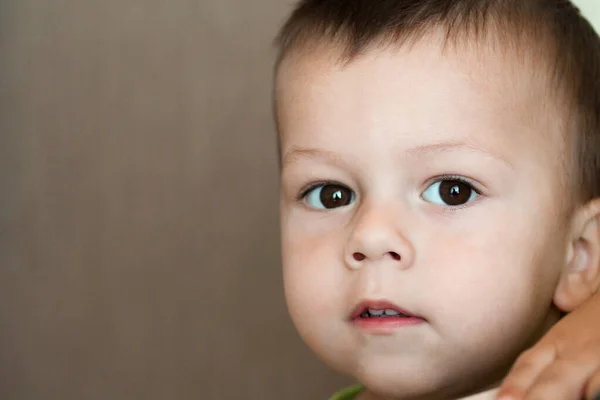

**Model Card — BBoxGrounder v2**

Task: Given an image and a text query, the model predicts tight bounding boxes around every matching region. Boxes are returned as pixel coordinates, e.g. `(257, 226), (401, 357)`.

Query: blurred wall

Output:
(0, 0), (350, 399)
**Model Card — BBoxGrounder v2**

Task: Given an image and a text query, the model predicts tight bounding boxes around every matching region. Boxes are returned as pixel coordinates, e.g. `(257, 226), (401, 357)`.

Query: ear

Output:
(554, 198), (600, 312)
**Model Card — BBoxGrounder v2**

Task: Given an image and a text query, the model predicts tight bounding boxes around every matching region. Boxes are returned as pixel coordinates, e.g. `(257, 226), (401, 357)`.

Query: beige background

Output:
(0, 0), (350, 399)
(0, 1), (598, 399)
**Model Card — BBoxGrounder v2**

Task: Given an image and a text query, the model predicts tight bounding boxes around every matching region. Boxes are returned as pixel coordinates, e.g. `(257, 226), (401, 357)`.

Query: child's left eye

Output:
(422, 178), (479, 207)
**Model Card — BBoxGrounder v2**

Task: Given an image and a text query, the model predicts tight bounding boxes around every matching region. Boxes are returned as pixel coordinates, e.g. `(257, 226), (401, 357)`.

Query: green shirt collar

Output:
(329, 384), (365, 400)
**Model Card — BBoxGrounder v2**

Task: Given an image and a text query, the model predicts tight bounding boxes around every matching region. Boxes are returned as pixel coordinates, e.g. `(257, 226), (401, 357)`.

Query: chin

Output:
(352, 357), (435, 398)
(357, 357), (505, 400)
(353, 356), (480, 400)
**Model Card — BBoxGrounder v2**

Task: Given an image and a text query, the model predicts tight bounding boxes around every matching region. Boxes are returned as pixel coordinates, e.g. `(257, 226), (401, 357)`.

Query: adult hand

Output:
(497, 293), (600, 400)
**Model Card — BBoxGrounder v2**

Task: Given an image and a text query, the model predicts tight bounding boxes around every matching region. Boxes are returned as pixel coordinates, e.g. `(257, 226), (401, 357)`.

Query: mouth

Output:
(358, 308), (412, 318)
(350, 300), (427, 333)
(350, 300), (421, 319)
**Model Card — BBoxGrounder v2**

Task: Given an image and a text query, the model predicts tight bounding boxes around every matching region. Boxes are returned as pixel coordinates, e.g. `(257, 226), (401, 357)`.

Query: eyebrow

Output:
(282, 141), (514, 169)
(282, 147), (347, 169)
(405, 141), (514, 169)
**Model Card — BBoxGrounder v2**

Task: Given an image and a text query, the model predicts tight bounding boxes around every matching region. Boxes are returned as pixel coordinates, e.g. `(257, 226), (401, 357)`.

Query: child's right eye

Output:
(302, 183), (355, 210)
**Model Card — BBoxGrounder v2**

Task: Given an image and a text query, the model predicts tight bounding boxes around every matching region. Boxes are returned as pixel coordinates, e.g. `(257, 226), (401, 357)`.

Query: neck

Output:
(358, 386), (500, 400)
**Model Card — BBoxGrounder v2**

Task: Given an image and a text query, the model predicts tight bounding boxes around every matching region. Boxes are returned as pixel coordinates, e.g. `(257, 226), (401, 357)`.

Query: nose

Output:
(344, 202), (415, 270)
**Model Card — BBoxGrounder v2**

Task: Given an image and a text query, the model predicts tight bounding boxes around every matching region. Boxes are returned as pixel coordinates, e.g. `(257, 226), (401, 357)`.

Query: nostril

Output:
(389, 251), (401, 261)
(353, 252), (366, 261)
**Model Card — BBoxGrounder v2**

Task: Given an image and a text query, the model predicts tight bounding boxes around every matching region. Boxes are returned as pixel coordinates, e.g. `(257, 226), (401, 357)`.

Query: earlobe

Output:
(554, 201), (600, 312)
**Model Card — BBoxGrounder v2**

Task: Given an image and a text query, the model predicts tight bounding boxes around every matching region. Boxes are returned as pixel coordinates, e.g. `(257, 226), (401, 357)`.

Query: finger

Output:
(584, 366), (600, 400)
(496, 345), (556, 400)
(521, 357), (596, 400)
(523, 343), (600, 400)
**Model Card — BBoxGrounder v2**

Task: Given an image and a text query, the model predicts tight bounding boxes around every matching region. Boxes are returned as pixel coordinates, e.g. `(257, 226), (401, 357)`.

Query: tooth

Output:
(384, 309), (400, 316)
(368, 308), (384, 316)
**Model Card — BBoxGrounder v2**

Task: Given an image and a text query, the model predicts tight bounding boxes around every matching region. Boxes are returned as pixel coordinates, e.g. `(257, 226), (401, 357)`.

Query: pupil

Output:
(320, 185), (352, 209)
(439, 180), (472, 206)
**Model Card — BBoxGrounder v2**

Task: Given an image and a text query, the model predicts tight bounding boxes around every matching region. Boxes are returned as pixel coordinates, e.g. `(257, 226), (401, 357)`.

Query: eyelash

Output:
(425, 174), (481, 193)
(297, 180), (346, 201)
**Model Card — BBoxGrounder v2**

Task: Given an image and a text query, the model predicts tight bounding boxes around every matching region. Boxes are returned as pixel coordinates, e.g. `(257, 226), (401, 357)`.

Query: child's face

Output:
(276, 37), (570, 399)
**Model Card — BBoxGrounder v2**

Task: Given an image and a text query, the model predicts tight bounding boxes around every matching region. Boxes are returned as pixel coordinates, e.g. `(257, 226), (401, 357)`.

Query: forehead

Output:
(275, 36), (568, 172)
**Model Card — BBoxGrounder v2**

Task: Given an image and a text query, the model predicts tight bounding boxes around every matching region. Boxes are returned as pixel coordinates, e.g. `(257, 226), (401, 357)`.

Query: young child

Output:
(273, 1), (600, 399)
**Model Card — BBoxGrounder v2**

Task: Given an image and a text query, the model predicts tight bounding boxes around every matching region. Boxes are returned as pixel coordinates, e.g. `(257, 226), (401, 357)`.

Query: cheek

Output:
(422, 211), (565, 346)
(280, 221), (358, 371)
(281, 219), (345, 326)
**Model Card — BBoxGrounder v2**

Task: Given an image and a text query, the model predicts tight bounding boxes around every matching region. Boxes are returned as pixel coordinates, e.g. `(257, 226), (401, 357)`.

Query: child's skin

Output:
(276, 30), (600, 400)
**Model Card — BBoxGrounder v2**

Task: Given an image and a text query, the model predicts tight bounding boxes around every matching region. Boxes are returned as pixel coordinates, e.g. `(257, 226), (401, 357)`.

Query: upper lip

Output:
(349, 299), (423, 320)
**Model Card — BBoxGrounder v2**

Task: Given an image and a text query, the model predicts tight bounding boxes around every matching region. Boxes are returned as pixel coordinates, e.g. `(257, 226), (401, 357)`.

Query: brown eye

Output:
(305, 184), (355, 209)
(422, 179), (478, 207)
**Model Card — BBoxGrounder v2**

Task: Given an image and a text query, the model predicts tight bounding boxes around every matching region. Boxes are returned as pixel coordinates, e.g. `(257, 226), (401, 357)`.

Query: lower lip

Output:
(351, 317), (424, 334)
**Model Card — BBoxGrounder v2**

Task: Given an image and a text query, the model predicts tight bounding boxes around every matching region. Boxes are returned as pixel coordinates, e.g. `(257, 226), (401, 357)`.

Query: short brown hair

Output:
(273, 0), (600, 205)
